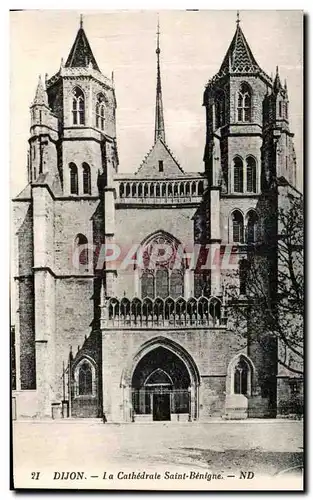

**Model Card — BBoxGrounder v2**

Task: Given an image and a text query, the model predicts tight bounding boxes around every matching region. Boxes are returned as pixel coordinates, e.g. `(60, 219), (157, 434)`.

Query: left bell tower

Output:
(45, 15), (118, 197)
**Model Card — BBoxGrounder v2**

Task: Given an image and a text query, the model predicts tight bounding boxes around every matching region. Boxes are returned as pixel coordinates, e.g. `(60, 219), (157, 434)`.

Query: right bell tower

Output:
(202, 13), (273, 297)
(203, 13), (273, 197)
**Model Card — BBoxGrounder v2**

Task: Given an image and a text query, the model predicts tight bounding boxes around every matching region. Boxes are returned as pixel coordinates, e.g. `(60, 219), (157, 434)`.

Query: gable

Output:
(135, 138), (184, 178)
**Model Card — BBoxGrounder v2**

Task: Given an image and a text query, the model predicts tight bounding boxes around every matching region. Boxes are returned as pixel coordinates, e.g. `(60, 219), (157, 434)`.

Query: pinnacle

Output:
(32, 74), (48, 106)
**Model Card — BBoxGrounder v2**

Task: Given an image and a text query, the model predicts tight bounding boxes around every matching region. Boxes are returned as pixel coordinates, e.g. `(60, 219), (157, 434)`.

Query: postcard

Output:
(11, 9), (304, 491)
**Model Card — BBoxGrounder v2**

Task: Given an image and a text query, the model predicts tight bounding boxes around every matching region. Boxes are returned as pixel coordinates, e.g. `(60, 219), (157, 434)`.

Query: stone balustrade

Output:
(101, 295), (227, 329)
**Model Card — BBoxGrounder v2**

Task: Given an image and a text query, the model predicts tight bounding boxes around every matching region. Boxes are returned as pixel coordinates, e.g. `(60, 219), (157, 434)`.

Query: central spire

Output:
(154, 19), (165, 144)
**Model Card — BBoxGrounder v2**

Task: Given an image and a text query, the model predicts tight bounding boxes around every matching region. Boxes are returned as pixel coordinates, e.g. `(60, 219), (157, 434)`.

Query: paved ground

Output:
(12, 420), (303, 490)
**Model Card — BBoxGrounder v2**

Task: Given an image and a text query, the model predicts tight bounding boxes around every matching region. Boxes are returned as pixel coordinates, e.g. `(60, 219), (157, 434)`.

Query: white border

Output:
(3, 2), (309, 499)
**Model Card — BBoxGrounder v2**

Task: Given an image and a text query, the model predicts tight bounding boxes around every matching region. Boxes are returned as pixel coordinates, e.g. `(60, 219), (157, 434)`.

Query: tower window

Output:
(82, 162), (91, 195)
(72, 87), (85, 125)
(231, 210), (244, 243)
(158, 160), (164, 172)
(69, 162), (78, 194)
(237, 83), (252, 122)
(96, 93), (105, 131)
(74, 233), (89, 267)
(233, 157), (243, 193)
(279, 101), (283, 118)
(246, 210), (258, 244)
(246, 156), (257, 193)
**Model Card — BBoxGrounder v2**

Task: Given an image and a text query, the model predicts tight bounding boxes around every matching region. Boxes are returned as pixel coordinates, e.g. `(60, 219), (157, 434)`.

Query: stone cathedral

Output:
(12, 16), (300, 421)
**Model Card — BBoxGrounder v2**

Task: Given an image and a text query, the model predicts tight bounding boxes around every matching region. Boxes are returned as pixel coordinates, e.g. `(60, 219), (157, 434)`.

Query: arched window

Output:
(74, 234), (89, 267)
(72, 87), (85, 125)
(82, 163), (91, 195)
(141, 271), (155, 299)
(234, 358), (250, 395)
(246, 210), (258, 244)
(237, 83), (252, 122)
(69, 162), (78, 194)
(96, 93), (105, 130)
(233, 157), (243, 193)
(140, 232), (184, 299)
(78, 360), (93, 395)
(215, 89), (226, 128)
(231, 210), (244, 243)
(239, 259), (249, 295)
(246, 157), (257, 193)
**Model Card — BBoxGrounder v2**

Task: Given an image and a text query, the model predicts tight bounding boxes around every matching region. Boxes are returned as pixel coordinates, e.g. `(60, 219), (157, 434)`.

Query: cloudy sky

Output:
(10, 10), (303, 196)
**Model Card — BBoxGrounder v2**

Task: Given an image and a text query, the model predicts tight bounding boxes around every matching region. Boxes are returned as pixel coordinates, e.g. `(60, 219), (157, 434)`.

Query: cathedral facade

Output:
(12, 16), (300, 421)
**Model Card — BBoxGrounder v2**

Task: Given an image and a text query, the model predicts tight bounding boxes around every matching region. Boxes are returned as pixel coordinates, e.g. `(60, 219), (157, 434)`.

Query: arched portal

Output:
(122, 337), (200, 422)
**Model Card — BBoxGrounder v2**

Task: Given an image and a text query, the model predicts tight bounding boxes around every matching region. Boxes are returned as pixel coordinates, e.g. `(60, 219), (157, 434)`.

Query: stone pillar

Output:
(210, 188), (221, 296)
(32, 186), (56, 417)
(104, 185), (117, 297)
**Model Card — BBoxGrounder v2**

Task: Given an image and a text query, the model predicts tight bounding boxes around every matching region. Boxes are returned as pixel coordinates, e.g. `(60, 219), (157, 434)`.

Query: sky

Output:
(10, 10), (303, 196)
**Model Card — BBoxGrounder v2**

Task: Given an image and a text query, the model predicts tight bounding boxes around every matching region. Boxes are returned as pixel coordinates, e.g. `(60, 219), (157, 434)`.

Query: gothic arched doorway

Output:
(126, 340), (199, 422)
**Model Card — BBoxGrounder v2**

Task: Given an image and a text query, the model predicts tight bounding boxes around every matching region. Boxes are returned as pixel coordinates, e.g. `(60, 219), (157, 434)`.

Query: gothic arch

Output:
(73, 355), (96, 397)
(144, 368), (174, 386)
(229, 209), (244, 243)
(232, 156), (244, 193)
(246, 155), (257, 193)
(121, 336), (200, 389)
(246, 209), (258, 243)
(69, 162), (78, 194)
(226, 353), (256, 396)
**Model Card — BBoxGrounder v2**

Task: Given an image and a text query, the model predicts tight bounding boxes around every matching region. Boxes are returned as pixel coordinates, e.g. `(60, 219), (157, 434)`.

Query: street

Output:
(12, 419), (303, 490)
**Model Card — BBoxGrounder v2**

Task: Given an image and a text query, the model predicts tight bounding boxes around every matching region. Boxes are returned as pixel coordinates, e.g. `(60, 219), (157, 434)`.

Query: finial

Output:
(111, 70), (115, 86)
(284, 79), (288, 96)
(156, 16), (160, 55)
(236, 10), (240, 25)
(276, 65), (279, 75)
(45, 72), (49, 81)
(60, 57), (64, 69)
(80, 14), (83, 29)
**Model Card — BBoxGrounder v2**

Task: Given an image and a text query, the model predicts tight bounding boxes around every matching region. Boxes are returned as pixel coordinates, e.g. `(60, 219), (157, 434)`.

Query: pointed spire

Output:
(32, 75), (48, 106)
(80, 14), (83, 29)
(273, 65), (283, 93)
(65, 17), (100, 71)
(217, 15), (261, 76)
(154, 18), (166, 144)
